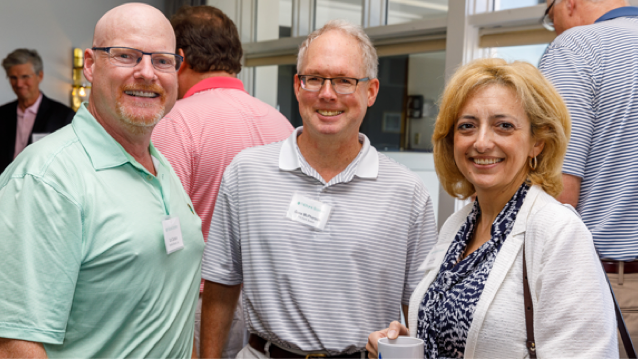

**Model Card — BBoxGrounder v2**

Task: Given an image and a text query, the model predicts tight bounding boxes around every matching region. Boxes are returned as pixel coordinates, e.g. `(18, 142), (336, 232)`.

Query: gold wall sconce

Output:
(71, 48), (90, 111)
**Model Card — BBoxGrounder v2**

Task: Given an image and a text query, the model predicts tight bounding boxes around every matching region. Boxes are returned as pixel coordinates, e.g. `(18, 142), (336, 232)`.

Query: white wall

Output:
(0, 0), (165, 108)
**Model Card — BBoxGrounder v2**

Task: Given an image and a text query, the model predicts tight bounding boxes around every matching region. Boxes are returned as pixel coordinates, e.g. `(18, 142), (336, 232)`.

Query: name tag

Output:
(162, 216), (184, 254)
(31, 133), (50, 143)
(286, 192), (332, 231)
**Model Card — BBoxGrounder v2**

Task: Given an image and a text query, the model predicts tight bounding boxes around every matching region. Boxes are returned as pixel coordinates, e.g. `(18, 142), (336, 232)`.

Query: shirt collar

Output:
(278, 127), (379, 179)
(183, 76), (246, 99)
(595, 6), (638, 23)
(17, 92), (43, 116)
(72, 102), (167, 172)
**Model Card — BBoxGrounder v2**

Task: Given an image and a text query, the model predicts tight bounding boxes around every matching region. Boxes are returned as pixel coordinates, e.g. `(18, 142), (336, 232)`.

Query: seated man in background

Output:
(0, 48), (75, 173)
(152, 6), (293, 357)
(200, 20), (437, 359)
(0, 3), (203, 358)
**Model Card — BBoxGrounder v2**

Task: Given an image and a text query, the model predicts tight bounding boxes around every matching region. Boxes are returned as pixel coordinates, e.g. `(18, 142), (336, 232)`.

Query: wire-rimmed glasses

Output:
(92, 47), (183, 73)
(298, 75), (370, 95)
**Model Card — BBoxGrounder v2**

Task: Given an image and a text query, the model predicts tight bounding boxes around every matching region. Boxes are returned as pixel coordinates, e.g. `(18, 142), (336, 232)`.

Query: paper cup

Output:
(377, 336), (424, 359)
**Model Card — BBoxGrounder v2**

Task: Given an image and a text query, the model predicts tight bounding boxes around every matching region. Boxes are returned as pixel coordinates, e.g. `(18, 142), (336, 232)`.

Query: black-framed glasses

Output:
(541, 0), (556, 31)
(298, 75), (370, 95)
(92, 47), (183, 73)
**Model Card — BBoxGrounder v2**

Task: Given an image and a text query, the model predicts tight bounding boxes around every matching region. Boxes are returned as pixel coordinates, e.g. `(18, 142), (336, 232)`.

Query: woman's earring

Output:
(529, 156), (538, 171)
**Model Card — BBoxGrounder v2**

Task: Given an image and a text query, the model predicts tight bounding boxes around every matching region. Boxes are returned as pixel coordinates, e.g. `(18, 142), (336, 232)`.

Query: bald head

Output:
(84, 2), (179, 144)
(93, 3), (175, 50)
(550, 0), (630, 35)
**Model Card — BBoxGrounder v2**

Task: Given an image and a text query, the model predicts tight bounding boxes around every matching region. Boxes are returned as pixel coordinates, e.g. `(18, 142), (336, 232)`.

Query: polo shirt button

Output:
(147, 175), (153, 181)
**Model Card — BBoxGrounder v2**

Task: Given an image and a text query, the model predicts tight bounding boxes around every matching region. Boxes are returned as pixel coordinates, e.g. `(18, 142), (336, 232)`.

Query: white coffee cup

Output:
(377, 336), (424, 359)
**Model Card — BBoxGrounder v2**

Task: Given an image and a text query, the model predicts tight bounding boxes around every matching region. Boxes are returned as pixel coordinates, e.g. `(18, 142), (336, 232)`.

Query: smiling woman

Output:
(366, 58), (618, 358)
(433, 58), (569, 200)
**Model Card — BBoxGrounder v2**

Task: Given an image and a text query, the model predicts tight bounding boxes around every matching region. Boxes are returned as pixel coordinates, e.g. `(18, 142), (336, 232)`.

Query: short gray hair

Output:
(297, 20), (378, 79)
(2, 49), (43, 75)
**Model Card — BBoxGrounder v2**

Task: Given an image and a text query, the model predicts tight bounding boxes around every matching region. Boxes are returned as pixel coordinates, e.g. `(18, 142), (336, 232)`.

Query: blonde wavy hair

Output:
(433, 58), (570, 199)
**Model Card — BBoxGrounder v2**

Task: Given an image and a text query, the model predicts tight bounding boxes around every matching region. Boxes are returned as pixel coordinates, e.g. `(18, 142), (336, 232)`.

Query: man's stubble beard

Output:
(116, 84), (168, 134)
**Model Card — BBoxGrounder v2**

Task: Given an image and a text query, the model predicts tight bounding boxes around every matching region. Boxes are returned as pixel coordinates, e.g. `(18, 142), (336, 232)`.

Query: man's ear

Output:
(177, 48), (188, 74)
(83, 48), (95, 83)
(565, 0), (576, 16)
(366, 78), (380, 107)
(293, 74), (302, 102)
(36, 71), (43, 81)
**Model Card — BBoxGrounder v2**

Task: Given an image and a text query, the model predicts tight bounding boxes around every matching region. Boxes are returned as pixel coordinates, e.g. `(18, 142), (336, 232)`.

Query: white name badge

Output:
(286, 192), (332, 231)
(162, 216), (184, 254)
(31, 133), (49, 143)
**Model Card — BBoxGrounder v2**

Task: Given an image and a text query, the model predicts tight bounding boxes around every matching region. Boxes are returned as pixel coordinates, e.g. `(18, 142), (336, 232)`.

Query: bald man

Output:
(0, 4), (204, 358)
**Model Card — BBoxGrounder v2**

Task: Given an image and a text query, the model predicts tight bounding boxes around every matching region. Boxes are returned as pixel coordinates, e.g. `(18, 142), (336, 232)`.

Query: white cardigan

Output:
(408, 185), (618, 358)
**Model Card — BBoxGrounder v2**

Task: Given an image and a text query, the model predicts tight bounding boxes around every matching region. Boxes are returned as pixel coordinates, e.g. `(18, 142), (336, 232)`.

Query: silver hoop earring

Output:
(529, 156), (538, 171)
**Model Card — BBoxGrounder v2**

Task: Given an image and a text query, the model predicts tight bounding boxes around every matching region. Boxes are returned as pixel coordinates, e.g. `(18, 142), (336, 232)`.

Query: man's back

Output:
(540, 16), (638, 261)
(152, 77), (293, 239)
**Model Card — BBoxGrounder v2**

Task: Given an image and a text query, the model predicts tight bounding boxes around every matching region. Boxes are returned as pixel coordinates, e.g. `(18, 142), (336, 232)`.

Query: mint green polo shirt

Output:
(0, 103), (204, 358)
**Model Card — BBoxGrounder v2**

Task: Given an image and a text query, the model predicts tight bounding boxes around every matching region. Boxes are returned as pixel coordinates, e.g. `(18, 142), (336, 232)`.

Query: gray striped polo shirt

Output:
(202, 127), (437, 355)
(539, 12), (638, 261)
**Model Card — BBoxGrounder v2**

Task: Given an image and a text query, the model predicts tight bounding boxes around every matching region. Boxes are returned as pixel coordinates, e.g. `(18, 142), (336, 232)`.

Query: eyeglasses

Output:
(541, 0), (556, 32)
(298, 75), (370, 95)
(92, 47), (183, 73)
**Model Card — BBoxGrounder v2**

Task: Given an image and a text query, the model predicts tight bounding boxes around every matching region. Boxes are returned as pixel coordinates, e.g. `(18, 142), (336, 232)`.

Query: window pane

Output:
(406, 51), (445, 151)
(492, 44), (548, 67)
(387, 0), (448, 25)
(315, 0), (363, 29)
(257, 0), (292, 40)
(361, 55), (409, 151)
(277, 64), (302, 128)
(494, 0), (544, 11)
(279, 0), (292, 38)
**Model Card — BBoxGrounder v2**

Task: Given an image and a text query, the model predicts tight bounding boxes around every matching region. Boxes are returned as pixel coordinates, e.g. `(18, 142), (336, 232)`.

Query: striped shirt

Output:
(202, 128), (437, 355)
(152, 76), (293, 275)
(539, 8), (638, 261)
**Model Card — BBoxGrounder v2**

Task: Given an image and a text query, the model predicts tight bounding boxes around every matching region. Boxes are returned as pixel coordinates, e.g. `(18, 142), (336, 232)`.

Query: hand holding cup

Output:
(366, 321), (410, 359)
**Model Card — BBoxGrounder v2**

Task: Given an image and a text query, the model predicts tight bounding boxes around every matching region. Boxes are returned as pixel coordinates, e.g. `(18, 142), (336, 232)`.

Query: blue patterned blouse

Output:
(416, 183), (529, 359)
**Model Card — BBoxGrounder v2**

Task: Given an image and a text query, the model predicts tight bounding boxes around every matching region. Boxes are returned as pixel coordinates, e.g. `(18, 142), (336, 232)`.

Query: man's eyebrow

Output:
(302, 70), (351, 77)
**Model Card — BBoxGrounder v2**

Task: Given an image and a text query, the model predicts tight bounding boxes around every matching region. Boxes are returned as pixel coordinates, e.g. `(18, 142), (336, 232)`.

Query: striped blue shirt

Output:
(202, 128), (437, 355)
(539, 8), (638, 261)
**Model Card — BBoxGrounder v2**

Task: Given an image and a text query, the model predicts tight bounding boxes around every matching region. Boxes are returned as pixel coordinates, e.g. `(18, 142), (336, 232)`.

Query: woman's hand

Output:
(366, 321), (409, 359)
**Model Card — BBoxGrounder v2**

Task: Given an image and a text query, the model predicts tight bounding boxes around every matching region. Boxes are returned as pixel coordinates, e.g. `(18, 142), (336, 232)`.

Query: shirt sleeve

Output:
(531, 205), (617, 357)
(539, 44), (597, 179)
(152, 114), (196, 195)
(201, 164), (243, 285)
(0, 175), (82, 344)
(402, 183), (438, 305)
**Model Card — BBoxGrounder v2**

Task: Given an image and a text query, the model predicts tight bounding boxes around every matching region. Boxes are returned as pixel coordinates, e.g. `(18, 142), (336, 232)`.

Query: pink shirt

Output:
(152, 77), (293, 289)
(14, 93), (43, 159)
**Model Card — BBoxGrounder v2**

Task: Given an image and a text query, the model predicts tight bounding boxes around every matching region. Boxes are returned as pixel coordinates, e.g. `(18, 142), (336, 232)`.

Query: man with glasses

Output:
(0, 4), (204, 358)
(538, 0), (638, 355)
(151, 7), (293, 357)
(200, 20), (437, 359)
